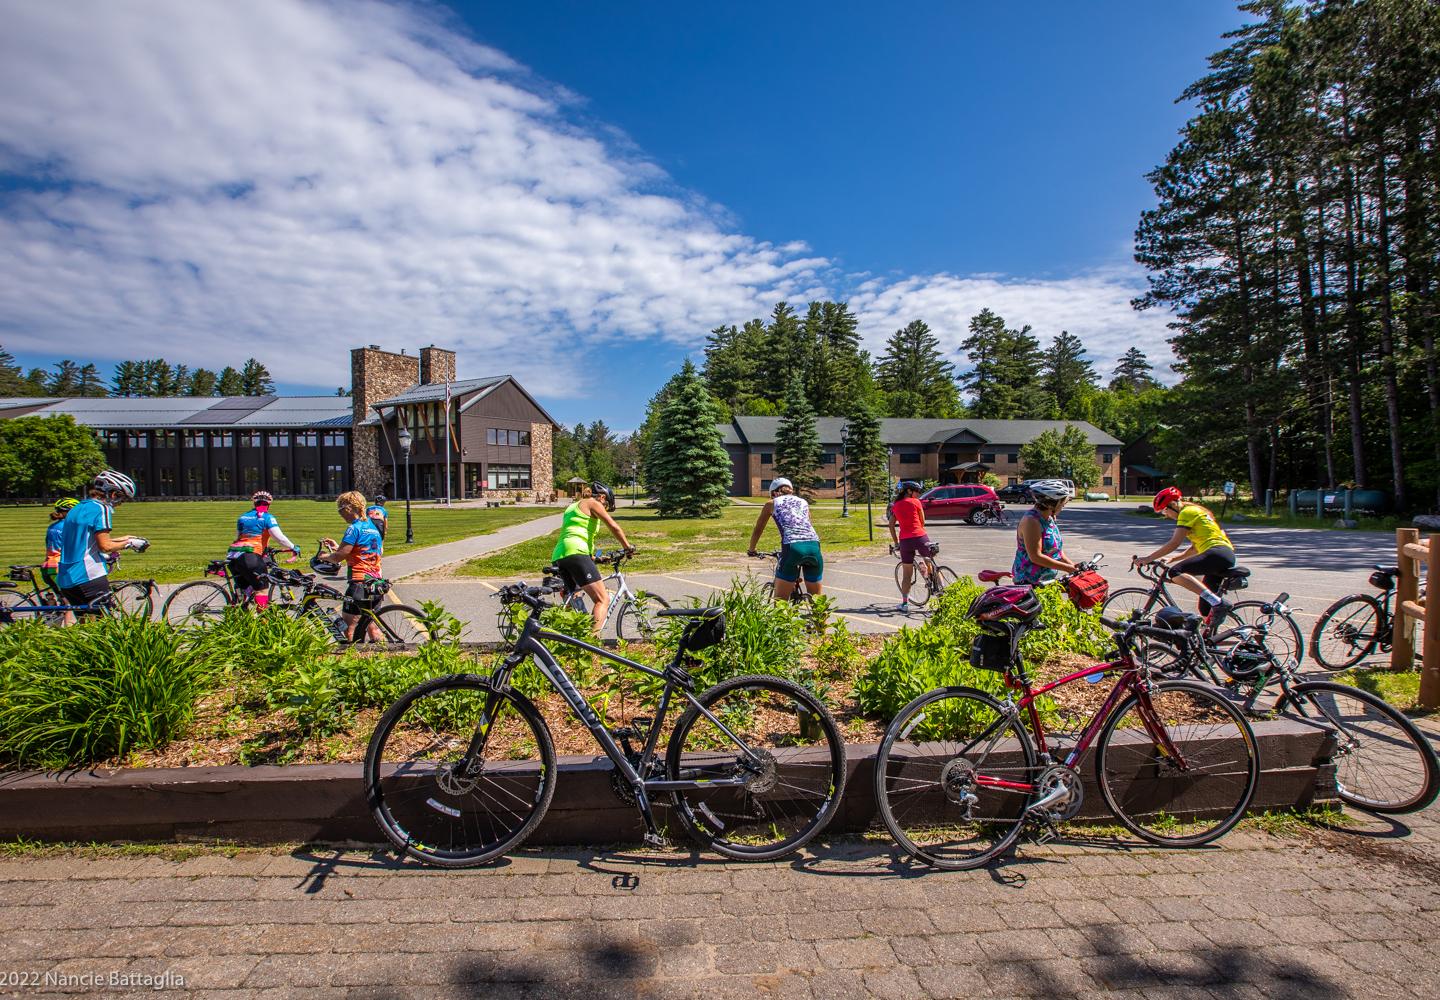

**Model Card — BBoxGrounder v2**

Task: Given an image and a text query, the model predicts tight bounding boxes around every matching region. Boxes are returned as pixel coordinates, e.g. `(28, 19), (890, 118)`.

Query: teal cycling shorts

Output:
(775, 541), (824, 583)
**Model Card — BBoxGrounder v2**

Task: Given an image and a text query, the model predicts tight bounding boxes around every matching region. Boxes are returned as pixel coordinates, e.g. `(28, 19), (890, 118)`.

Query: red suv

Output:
(920, 484), (1001, 524)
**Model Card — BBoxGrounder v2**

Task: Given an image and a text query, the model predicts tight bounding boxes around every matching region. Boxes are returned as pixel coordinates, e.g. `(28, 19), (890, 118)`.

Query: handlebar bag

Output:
(1065, 570), (1109, 610)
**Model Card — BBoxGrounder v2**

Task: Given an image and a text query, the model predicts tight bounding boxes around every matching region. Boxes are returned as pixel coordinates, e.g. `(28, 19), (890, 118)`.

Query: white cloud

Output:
(0, 0), (1174, 400)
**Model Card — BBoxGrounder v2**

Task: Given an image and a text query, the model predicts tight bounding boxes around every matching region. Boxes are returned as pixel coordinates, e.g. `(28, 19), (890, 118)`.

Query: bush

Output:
(0, 616), (223, 768)
(187, 606), (332, 684)
(656, 578), (808, 688)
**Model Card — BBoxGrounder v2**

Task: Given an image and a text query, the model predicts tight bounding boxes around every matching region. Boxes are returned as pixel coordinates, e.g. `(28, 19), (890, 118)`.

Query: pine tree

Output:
(1109, 348), (1159, 392)
(875, 320), (962, 418)
(216, 366), (244, 396)
(1042, 331), (1098, 417)
(774, 375), (822, 497)
(22, 368), (47, 394)
(48, 360), (81, 396)
(842, 399), (888, 504)
(188, 369), (219, 396)
(646, 361), (732, 517)
(0, 345), (29, 396)
(240, 359), (275, 395)
(76, 364), (106, 397)
(957, 310), (1047, 418)
(110, 361), (142, 396)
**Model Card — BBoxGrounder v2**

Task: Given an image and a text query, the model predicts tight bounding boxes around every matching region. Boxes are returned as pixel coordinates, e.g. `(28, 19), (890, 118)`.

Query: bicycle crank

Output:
(1027, 764), (1084, 823)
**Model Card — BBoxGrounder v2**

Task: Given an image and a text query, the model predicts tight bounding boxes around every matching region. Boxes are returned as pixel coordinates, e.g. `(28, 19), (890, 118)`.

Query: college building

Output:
(0, 345), (557, 502)
(719, 416), (1123, 497)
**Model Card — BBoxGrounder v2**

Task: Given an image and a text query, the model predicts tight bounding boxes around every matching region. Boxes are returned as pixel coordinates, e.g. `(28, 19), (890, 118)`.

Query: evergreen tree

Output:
(0, 346), (27, 396)
(760, 302), (806, 404)
(240, 359), (275, 395)
(22, 368), (47, 394)
(48, 360), (81, 396)
(957, 310), (1047, 418)
(188, 369), (220, 396)
(216, 366), (244, 396)
(774, 374), (822, 497)
(1042, 331), (1098, 416)
(584, 420), (619, 486)
(110, 360), (142, 396)
(636, 369), (687, 495)
(1109, 348), (1159, 392)
(76, 364), (106, 397)
(646, 361), (732, 517)
(842, 399), (888, 504)
(875, 319), (962, 418)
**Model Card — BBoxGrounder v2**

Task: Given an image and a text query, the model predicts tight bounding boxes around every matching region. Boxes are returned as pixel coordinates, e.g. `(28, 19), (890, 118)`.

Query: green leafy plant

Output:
(655, 578), (808, 687)
(269, 659), (349, 740)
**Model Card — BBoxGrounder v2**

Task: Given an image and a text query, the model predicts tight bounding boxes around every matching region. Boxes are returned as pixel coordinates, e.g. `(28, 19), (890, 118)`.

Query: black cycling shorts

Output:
(227, 551), (270, 596)
(555, 553), (602, 592)
(60, 577), (111, 617)
(342, 580), (380, 616)
(1170, 547), (1236, 610)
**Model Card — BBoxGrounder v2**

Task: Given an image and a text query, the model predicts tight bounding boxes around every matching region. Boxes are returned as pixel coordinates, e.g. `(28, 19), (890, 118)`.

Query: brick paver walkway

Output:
(2, 803), (1438, 998)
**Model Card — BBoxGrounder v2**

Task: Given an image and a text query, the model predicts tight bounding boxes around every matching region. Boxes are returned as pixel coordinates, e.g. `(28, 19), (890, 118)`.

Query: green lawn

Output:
(461, 505), (891, 577)
(0, 501), (553, 584)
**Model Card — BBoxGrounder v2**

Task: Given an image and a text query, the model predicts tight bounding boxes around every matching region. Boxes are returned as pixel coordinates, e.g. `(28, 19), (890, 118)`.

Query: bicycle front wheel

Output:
(931, 566), (958, 599)
(1096, 679), (1258, 847)
(161, 580), (232, 626)
(1229, 601), (1303, 666)
(874, 686), (1036, 870)
(110, 581), (155, 619)
(365, 674), (556, 867)
(666, 675), (846, 860)
(1102, 587), (1155, 625)
(1278, 681), (1440, 814)
(1310, 594), (1385, 670)
(616, 592), (670, 642)
(907, 561), (936, 608)
(355, 604), (431, 647)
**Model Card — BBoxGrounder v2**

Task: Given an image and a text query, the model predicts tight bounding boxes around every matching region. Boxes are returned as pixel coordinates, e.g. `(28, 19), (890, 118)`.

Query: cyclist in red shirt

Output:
(888, 481), (932, 612)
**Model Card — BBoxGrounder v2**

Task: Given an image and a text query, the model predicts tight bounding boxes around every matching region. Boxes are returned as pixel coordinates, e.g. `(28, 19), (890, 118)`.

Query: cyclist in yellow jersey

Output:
(1135, 487), (1237, 614)
(550, 482), (633, 634)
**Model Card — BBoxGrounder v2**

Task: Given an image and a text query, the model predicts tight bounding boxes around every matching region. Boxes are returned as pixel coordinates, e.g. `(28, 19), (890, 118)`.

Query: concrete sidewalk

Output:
(382, 512), (562, 580)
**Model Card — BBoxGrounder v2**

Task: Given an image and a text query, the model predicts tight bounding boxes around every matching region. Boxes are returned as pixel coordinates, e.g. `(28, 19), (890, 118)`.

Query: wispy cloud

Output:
(0, 0), (1172, 399)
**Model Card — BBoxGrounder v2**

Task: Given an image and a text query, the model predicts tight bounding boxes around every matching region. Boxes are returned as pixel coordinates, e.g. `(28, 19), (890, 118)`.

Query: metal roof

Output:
(0, 397), (61, 410)
(371, 376), (507, 408)
(726, 416), (1122, 448)
(0, 395), (352, 429)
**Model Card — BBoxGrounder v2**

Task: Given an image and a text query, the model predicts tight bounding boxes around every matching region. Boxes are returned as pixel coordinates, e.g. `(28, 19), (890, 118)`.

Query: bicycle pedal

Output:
(642, 832), (670, 849)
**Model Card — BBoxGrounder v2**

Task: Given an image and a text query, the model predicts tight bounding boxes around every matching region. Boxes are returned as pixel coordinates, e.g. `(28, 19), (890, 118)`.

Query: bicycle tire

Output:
(931, 566), (958, 600)
(1102, 587), (1156, 625)
(354, 604), (431, 647)
(902, 560), (936, 608)
(666, 674), (846, 860)
(1229, 600), (1304, 667)
(1278, 681), (1440, 814)
(762, 580), (811, 605)
(110, 581), (155, 620)
(1310, 594), (1385, 671)
(365, 674), (556, 868)
(616, 592), (671, 642)
(873, 685), (1035, 870)
(1095, 679), (1258, 847)
(161, 580), (232, 626)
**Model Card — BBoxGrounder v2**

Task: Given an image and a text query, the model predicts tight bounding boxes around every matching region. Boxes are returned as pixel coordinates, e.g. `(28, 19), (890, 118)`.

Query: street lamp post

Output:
(397, 425), (414, 544)
(839, 428), (850, 518)
(629, 462), (638, 504)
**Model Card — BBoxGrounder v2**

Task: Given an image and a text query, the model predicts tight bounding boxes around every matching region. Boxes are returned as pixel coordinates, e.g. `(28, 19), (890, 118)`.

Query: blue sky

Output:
(0, 1), (1245, 429)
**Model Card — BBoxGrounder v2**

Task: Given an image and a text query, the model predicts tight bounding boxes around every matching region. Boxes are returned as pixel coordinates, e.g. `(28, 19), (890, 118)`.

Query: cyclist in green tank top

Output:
(550, 482), (634, 634)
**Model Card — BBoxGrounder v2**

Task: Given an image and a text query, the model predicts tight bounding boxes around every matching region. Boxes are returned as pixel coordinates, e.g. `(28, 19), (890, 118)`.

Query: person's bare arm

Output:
(589, 499), (632, 550)
(1020, 517), (1076, 574)
(93, 531), (132, 555)
(748, 502), (775, 555)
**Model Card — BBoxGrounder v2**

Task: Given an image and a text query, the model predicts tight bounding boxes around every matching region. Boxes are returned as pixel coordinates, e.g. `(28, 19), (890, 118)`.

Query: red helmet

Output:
(1152, 487), (1183, 512)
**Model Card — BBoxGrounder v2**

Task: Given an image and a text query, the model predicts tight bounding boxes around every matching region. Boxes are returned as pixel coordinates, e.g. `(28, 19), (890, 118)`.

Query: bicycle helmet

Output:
(1028, 479), (1072, 503)
(769, 477), (793, 494)
(310, 553), (342, 578)
(251, 490), (274, 506)
(52, 497), (79, 513)
(91, 469), (136, 500)
(966, 586), (1043, 624)
(374, 495), (387, 505)
(590, 482), (616, 511)
(1152, 486), (1183, 512)
(896, 480), (922, 496)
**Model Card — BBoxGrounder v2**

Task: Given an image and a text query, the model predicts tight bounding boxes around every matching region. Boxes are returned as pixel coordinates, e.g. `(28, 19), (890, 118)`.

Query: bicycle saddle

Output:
(1154, 605), (1203, 631)
(0, 581), (15, 590)
(542, 564), (559, 575)
(657, 607), (722, 619)
(1372, 564), (1399, 576)
(977, 569), (1012, 583)
(1222, 567), (1252, 582)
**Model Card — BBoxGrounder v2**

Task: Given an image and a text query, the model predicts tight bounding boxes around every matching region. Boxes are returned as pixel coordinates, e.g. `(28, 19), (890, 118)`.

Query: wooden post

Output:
(1423, 535), (1440, 709)
(1393, 528), (1419, 671)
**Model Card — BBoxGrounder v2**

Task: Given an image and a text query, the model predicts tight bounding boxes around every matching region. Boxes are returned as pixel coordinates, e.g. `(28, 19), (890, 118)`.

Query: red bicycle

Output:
(873, 582), (1260, 870)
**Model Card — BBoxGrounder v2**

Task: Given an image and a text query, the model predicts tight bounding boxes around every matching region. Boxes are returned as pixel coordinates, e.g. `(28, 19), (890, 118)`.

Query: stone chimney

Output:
(420, 345), (457, 385)
(350, 346), (420, 496)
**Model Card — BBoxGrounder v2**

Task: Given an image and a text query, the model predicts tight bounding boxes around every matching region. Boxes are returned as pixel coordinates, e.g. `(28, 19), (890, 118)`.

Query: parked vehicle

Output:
(919, 484), (1000, 523)
(994, 483), (1031, 504)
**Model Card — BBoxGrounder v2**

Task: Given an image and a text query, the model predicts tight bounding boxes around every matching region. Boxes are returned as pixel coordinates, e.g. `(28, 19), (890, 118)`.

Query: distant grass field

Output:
(461, 505), (891, 577)
(0, 501), (553, 584)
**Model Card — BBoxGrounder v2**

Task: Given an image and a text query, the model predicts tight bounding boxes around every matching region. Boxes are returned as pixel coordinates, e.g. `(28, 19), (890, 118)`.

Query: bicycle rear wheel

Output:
(355, 604), (431, 646)
(1278, 681), (1440, 813)
(873, 686), (1035, 870)
(666, 675), (846, 860)
(162, 580), (232, 626)
(110, 581), (155, 619)
(930, 566), (958, 600)
(365, 674), (555, 867)
(616, 592), (670, 641)
(1229, 601), (1303, 667)
(1310, 594), (1385, 670)
(1096, 679), (1257, 846)
(1102, 587), (1155, 625)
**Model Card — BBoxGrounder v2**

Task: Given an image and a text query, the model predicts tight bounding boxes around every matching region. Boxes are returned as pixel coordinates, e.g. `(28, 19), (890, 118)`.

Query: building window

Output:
(186, 467), (204, 496)
(240, 432), (261, 448)
(295, 431), (317, 447)
(271, 465), (289, 493)
(760, 453), (773, 465)
(215, 466), (232, 494)
(98, 430), (121, 449)
(155, 430), (176, 449)
(1103, 476), (1114, 487)
(182, 430), (204, 448)
(156, 468), (175, 496)
(487, 464), (531, 490)
(819, 453), (836, 466)
(243, 466), (261, 493)
(299, 466), (317, 495)
(981, 452), (996, 464)
(820, 478), (837, 489)
(760, 479), (773, 491)
(899, 452), (922, 464)
(1102, 453), (1114, 465)
(127, 431), (148, 448)
(487, 428), (529, 447)
(1008, 453), (1019, 463)
(323, 431), (347, 447)
(129, 468), (146, 492)
(267, 432), (290, 448)
(212, 431), (233, 448)
(326, 465), (344, 493)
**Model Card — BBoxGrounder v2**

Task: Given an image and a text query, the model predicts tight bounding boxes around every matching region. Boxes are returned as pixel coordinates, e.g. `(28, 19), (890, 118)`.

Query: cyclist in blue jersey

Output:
(366, 495), (389, 540)
(56, 470), (148, 617)
(319, 491), (384, 641)
(227, 490), (300, 608)
(43, 497), (79, 624)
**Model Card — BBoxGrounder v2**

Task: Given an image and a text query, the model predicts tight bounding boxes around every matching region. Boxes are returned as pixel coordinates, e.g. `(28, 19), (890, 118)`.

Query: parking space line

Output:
(661, 574), (903, 632)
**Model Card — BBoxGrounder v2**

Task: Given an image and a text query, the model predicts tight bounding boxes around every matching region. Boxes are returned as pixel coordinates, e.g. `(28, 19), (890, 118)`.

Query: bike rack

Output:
(1393, 527), (1439, 708)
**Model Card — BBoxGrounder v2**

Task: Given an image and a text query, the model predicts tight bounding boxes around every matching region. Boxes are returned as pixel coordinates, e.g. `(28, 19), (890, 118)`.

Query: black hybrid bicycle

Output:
(366, 579), (847, 867)
(1310, 564), (1424, 670)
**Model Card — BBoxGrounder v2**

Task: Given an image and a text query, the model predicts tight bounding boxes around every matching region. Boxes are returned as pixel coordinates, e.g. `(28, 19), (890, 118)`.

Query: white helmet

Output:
(92, 469), (136, 500)
(769, 477), (793, 494)
(1028, 479), (1071, 502)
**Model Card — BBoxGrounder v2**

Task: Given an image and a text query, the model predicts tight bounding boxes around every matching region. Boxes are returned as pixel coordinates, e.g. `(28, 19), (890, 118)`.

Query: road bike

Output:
(1310, 564), (1424, 670)
(889, 541), (957, 608)
(366, 578), (847, 867)
(754, 550), (815, 604)
(499, 549), (670, 641)
(2, 562), (156, 623)
(873, 612), (1259, 870)
(968, 499), (1008, 527)
(1135, 598), (1439, 814)
(161, 550), (290, 624)
(1103, 559), (1304, 667)
(263, 567), (430, 646)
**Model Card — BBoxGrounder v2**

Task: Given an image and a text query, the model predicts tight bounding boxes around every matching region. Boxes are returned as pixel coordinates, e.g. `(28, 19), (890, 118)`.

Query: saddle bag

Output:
(969, 630), (1014, 672)
(683, 613), (726, 651)
(1065, 570), (1109, 610)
